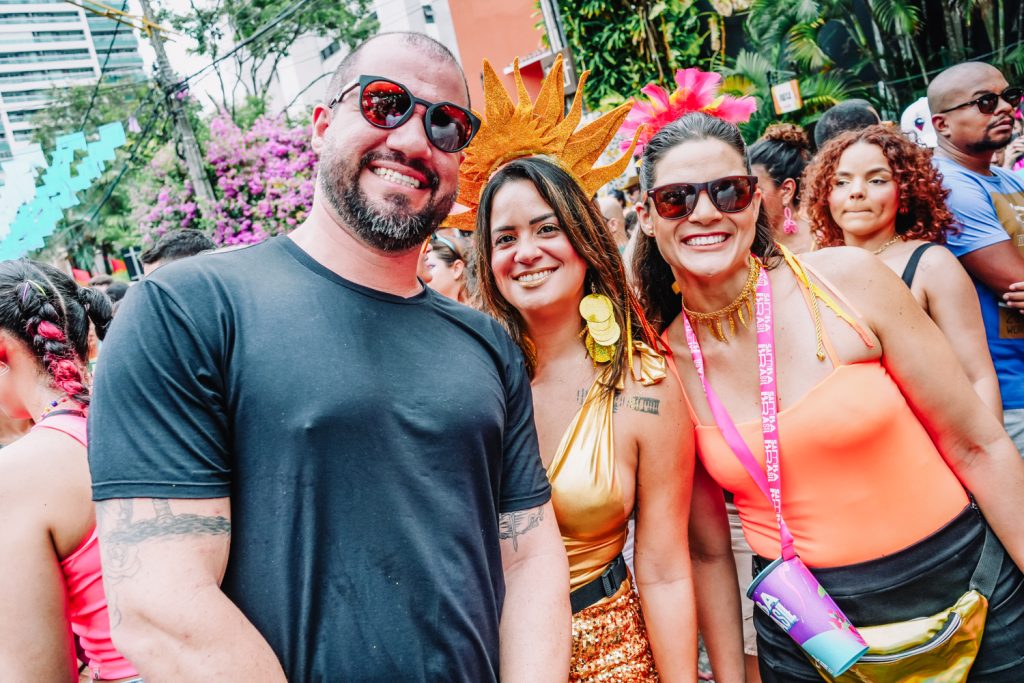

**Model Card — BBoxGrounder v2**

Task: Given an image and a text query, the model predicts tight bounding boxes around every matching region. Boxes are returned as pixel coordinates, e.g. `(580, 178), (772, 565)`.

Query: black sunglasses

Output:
(938, 87), (1023, 115)
(645, 175), (758, 220)
(329, 75), (481, 153)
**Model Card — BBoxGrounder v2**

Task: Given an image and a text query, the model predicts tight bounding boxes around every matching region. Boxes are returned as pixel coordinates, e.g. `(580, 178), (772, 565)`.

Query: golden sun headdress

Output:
(444, 54), (641, 231)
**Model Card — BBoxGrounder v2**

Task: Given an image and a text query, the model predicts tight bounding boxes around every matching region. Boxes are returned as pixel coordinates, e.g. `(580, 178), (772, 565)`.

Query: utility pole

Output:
(136, 0), (216, 206)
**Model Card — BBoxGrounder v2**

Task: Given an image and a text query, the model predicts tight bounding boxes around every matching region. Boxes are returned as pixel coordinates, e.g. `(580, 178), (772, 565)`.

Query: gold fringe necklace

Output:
(682, 257), (762, 342)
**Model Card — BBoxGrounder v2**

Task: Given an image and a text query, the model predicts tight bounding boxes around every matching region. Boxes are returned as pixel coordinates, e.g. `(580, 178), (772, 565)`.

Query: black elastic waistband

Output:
(753, 503), (983, 582)
(570, 554), (627, 614)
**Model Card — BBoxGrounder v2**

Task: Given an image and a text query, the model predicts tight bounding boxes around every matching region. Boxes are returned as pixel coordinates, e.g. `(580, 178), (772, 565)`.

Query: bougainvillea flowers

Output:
(619, 68), (757, 157)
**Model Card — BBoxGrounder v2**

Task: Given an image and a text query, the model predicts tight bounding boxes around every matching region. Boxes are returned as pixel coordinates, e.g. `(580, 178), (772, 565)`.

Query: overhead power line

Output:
(172, 0), (313, 92)
(80, 0), (126, 130)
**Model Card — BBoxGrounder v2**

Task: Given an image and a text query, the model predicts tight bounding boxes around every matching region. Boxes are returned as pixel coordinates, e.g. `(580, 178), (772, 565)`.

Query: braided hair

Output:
(0, 260), (113, 407)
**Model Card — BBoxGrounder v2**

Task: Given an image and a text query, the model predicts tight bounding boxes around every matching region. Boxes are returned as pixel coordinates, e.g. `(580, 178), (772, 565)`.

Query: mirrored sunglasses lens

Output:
(655, 185), (697, 218)
(361, 81), (412, 127)
(428, 104), (472, 152)
(711, 177), (753, 212)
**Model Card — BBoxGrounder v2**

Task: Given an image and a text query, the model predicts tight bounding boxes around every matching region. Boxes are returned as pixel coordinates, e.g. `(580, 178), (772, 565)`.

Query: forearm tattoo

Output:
(499, 506), (545, 552)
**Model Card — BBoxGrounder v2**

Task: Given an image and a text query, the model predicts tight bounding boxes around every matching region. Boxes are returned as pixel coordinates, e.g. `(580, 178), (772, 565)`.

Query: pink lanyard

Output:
(681, 259), (797, 560)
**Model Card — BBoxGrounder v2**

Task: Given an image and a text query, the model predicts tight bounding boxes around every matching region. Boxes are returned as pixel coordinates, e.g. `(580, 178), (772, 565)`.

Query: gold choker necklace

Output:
(872, 235), (902, 255)
(682, 258), (762, 342)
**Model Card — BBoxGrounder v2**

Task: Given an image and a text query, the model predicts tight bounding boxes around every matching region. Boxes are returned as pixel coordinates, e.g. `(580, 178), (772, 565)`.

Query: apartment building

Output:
(0, 0), (146, 163)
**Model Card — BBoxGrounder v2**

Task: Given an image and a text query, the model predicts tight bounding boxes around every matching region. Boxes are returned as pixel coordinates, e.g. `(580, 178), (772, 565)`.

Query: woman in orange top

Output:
(631, 112), (1024, 681)
(805, 124), (1001, 417)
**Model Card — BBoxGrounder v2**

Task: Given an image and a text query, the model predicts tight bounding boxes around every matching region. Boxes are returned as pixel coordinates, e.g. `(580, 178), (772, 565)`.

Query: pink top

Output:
(33, 413), (138, 681)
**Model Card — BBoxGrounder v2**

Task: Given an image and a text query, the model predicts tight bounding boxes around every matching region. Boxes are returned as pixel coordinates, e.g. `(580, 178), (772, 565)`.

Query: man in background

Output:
(140, 228), (216, 276)
(929, 61), (1024, 452)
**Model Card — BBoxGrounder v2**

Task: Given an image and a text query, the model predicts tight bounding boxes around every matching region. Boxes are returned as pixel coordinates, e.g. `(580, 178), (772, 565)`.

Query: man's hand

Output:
(1000, 137), (1024, 169)
(1004, 281), (1024, 311)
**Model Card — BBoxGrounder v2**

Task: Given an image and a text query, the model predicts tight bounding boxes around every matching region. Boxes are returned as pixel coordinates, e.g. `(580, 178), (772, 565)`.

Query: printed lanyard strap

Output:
(682, 260), (797, 560)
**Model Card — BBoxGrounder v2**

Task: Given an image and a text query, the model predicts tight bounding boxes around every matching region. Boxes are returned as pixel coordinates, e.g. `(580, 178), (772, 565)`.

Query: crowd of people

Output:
(0, 29), (1022, 683)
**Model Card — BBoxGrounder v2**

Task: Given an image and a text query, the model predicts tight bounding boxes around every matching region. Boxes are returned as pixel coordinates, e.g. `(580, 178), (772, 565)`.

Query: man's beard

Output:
(320, 150), (456, 253)
(965, 123), (1014, 155)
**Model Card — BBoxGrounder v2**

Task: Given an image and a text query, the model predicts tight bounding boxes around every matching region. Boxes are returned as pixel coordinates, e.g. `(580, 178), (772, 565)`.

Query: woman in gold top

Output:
(474, 155), (699, 682)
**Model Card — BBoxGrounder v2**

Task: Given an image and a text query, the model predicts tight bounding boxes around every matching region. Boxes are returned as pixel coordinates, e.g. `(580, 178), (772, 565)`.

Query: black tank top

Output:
(900, 243), (937, 287)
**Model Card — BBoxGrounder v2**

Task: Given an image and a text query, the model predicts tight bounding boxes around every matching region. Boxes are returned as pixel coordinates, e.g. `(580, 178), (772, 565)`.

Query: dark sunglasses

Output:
(938, 87), (1023, 115)
(328, 75), (481, 153)
(645, 175), (758, 220)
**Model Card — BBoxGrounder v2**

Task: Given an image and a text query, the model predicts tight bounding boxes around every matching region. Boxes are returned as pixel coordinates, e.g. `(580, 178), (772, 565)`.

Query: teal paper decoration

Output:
(0, 121), (127, 260)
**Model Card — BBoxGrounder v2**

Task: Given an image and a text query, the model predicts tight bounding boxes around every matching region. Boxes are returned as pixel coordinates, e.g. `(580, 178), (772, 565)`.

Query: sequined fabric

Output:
(570, 579), (659, 682)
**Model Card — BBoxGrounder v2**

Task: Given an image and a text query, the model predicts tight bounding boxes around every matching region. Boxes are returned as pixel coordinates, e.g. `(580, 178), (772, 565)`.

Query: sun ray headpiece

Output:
(619, 68), (757, 158)
(444, 54), (641, 231)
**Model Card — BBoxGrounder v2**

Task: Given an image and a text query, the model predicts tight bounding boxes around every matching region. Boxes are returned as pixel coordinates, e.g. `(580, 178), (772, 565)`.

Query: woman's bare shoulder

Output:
(0, 430), (87, 506)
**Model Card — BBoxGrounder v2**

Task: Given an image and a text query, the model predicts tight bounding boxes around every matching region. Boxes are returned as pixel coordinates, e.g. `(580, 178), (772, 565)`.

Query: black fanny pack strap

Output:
(969, 523), (1003, 599)
(569, 554), (628, 614)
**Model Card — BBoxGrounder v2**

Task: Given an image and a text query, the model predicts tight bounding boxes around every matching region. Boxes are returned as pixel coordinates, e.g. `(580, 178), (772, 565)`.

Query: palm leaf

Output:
(786, 20), (833, 70)
(870, 0), (920, 35)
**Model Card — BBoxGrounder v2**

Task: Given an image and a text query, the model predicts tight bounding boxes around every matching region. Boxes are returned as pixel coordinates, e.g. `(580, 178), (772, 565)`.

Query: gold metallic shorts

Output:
(570, 578), (659, 682)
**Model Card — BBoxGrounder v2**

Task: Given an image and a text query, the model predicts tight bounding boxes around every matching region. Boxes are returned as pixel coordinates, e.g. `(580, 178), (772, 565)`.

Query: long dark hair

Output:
(475, 156), (655, 389)
(632, 113), (781, 332)
(0, 260), (112, 406)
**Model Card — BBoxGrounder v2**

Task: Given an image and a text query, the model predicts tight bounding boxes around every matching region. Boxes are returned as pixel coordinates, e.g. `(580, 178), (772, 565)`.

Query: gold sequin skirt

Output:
(569, 577), (659, 682)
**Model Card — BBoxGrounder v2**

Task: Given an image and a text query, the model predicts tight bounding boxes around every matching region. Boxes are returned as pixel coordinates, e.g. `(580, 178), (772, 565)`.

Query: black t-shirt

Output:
(89, 236), (551, 682)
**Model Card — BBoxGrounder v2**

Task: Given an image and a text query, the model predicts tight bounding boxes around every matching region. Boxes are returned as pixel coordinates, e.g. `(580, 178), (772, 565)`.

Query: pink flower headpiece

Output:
(619, 68), (757, 157)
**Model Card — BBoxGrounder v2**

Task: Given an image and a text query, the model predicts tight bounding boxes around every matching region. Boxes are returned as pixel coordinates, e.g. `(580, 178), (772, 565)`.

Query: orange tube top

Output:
(679, 257), (968, 568)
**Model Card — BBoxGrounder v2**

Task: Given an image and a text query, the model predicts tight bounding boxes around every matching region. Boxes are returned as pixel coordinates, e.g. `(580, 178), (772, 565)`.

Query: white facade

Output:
(0, 0), (145, 165)
(262, 0), (460, 119)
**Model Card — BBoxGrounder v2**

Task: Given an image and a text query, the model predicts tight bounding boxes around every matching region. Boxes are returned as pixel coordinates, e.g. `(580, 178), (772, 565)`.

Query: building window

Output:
(422, 4), (435, 23)
(320, 39), (340, 62)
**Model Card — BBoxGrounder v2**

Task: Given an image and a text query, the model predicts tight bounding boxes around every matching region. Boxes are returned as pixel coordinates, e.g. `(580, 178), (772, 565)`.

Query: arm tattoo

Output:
(627, 396), (661, 415)
(499, 506), (544, 552)
(580, 390), (661, 416)
(96, 499), (230, 589)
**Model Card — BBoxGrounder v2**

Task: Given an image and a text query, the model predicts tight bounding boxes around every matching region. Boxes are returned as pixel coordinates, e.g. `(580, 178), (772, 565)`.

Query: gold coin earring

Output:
(579, 287), (619, 365)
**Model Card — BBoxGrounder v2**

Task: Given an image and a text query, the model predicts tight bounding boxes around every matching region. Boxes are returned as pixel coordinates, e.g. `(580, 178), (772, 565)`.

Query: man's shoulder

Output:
(426, 293), (518, 352)
(936, 158), (1024, 192)
(143, 238), (284, 299)
(934, 157), (986, 190)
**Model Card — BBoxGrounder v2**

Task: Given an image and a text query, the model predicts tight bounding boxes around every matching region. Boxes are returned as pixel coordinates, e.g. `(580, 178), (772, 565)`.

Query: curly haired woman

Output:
(803, 124), (1001, 416)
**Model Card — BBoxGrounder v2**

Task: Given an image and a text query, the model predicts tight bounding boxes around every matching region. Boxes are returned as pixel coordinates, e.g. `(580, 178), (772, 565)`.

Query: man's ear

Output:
(932, 113), (951, 139)
(311, 104), (331, 154)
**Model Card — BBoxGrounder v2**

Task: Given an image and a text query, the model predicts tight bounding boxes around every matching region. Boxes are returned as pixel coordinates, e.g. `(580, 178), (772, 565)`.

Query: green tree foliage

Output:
(556, 0), (714, 110)
(166, 0), (378, 119)
(735, 0), (1023, 123)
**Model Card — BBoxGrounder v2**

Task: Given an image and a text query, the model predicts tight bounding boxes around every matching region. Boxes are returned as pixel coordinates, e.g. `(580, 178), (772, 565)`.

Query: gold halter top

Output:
(547, 341), (667, 591)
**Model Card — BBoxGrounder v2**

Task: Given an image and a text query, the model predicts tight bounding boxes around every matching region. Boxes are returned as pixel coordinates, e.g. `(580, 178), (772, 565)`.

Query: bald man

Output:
(598, 195), (629, 253)
(929, 62), (1024, 452)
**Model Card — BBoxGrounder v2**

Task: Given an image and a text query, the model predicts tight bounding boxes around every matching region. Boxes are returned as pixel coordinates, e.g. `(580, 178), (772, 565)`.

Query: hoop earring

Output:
(783, 206), (799, 235)
(0, 361), (9, 377)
